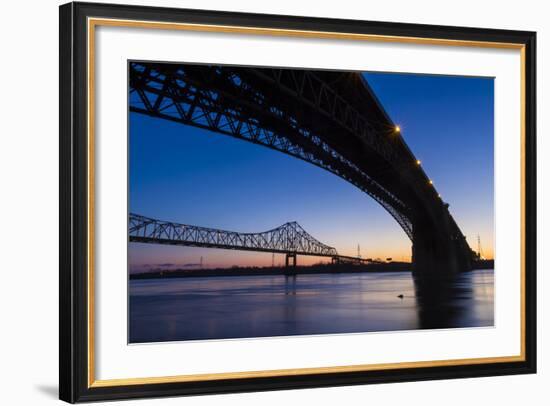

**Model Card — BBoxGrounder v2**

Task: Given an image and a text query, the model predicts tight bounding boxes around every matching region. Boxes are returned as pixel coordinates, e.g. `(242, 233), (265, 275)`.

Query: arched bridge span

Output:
(129, 62), (475, 278)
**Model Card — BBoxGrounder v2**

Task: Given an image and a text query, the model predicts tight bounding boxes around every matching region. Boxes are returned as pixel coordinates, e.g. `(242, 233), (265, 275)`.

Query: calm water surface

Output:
(129, 270), (493, 343)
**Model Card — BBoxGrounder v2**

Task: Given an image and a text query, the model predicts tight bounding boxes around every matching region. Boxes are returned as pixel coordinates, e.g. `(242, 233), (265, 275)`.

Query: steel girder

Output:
(129, 62), (414, 239)
(129, 213), (339, 257)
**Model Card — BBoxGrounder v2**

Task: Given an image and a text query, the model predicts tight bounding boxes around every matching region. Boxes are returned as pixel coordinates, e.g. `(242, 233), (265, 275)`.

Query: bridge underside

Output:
(129, 62), (476, 279)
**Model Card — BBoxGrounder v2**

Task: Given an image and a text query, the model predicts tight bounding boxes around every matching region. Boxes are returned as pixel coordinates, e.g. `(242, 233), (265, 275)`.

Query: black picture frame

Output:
(60, 1), (537, 403)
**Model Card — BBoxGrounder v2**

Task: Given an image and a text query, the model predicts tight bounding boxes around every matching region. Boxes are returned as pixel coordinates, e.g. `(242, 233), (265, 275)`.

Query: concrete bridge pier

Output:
(411, 231), (471, 280)
(411, 214), (474, 328)
(284, 253), (297, 275)
(285, 253), (297, 267)
(411, 203), (473, 281)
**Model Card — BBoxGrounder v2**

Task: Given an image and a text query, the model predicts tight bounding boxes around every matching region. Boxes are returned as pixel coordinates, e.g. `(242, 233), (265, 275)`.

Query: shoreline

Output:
(129, 260), (494, 280)
(130, 262), (411, 279)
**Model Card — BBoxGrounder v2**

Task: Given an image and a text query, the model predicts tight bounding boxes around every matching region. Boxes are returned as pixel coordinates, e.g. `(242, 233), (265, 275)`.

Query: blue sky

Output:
(129, 70), (494, 271)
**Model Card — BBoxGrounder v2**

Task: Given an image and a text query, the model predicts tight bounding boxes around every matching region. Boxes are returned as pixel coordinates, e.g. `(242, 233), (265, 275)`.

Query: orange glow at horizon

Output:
(129, 235), (494, 272)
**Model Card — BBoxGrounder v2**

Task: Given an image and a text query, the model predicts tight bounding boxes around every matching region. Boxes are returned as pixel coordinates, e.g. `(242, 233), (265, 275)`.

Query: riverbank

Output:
(130, 261), (412, 279)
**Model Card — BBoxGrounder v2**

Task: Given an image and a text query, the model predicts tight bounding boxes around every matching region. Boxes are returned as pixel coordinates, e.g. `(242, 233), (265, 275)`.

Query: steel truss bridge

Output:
(129, 62), (476, 277)
(129, 213), (365, 266)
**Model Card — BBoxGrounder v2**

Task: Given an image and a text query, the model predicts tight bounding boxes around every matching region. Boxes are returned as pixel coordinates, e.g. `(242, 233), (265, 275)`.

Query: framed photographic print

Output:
(59, 2), (536, 403)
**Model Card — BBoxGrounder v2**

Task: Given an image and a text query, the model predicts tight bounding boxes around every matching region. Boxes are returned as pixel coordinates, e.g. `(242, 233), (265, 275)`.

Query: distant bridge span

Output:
(129, 213), (365, 267)
(129, 62), (476, 278)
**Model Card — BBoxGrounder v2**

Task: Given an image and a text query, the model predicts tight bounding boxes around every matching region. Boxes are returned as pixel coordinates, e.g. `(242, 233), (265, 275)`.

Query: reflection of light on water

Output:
(469, 269), (494, 324)
(129, 270), (494, 343)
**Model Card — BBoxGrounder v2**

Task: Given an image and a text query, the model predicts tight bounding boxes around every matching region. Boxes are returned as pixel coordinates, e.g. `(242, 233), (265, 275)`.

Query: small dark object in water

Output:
(397, 294), (404, 299)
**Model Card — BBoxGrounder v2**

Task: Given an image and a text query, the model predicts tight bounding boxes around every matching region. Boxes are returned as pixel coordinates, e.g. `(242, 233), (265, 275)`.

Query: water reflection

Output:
(414, 270), (494, 329)
(129, 269), (493, 343)
(285, 275), (297, 295)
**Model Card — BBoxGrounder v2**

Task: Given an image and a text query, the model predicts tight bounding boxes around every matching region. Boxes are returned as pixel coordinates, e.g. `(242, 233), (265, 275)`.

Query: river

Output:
(129, 269), (493, 343)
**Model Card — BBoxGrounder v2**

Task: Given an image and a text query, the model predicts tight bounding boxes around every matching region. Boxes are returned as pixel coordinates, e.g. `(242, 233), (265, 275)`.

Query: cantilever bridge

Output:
(129, 213), (365, 267)
(129, 62), (476, 278)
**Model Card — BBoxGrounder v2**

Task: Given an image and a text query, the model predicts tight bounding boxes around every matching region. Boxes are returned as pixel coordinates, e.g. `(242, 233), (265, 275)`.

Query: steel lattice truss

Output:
(129, 62), (414, 239)
(129, 213), (339, 257)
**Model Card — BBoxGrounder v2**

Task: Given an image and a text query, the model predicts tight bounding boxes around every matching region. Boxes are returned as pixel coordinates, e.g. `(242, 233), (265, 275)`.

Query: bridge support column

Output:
(285, 253), (297, 267)
(412, 224), (472, 281)
(411, 201), (473, 282)
(411, 213), (474, 328)
(284, 253), (297, 275)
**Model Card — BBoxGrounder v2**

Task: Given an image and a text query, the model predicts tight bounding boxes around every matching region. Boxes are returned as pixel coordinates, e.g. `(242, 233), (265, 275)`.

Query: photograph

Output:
(128, 61), (495, 343)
